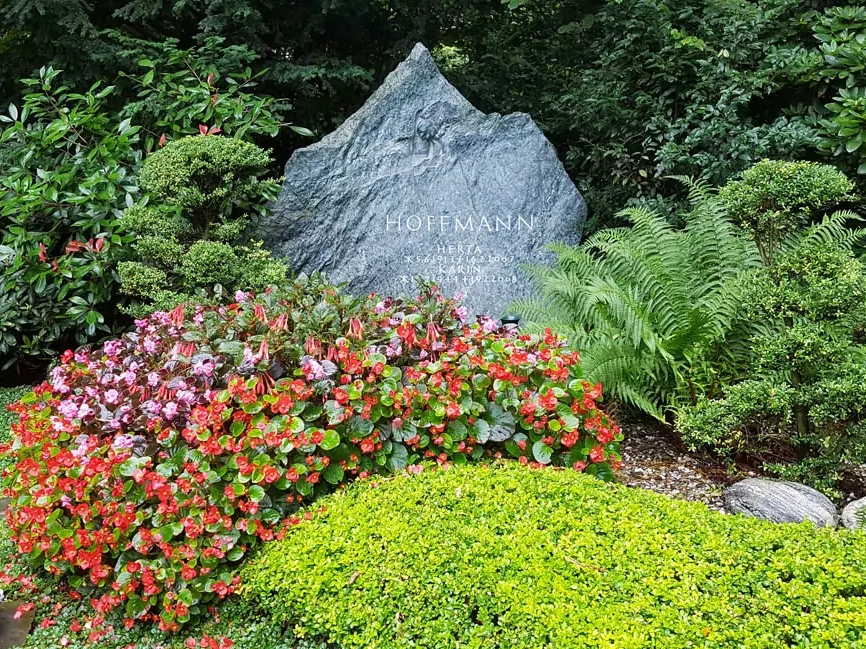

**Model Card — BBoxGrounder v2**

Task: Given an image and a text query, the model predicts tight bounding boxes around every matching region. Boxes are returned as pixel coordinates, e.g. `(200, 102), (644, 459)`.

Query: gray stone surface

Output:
(724, 478), (838, 528)
(0, 601), (33, 648)
(263, 43), (586, 317)
(841, 497), (866, 530)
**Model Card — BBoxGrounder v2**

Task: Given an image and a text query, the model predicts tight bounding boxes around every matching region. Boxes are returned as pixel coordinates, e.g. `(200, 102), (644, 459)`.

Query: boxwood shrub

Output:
(242, 463), (866, 649)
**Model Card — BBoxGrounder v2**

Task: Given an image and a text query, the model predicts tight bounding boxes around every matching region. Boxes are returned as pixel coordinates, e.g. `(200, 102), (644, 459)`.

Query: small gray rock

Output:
(724, 478), (838, 528)
(841, 497), (866, 530)
(263, 43), (586, 318)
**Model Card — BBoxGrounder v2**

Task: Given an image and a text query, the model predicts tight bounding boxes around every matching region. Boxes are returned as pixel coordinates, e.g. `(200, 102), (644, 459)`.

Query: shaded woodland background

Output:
(3, 0), (861, 228)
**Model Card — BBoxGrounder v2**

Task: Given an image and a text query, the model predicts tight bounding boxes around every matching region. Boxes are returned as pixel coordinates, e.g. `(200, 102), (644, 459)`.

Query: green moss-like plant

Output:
(0, 385), (27, 445)
(242, 463), (866, 649)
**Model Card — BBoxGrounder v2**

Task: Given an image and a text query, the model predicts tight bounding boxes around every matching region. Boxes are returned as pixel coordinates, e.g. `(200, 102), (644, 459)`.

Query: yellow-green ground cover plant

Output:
(243, 463), (866, 649)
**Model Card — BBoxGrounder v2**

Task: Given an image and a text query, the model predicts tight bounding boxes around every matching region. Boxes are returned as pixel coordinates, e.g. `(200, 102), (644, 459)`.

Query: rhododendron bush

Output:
(0, 276), (620, 629)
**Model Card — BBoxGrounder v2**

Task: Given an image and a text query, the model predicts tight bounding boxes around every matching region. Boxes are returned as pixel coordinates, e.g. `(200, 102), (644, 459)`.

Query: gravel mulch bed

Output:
(615, 422), (758, 513)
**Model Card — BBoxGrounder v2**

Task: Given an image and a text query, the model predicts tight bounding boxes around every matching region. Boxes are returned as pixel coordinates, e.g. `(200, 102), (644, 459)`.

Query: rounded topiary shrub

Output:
(241, 463), (866, 649)
(719, 159), (856, 265)
(118, 135), (287, 316)
(0, 279), (619, 630)
(138, 134), (276, 228)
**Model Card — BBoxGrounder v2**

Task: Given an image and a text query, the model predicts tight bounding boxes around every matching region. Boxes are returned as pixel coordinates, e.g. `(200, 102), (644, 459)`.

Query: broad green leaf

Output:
(248, 485), (265, 502)
(320, 429), (340, 450)
(387, 443), (409, 471)
(532, 441), (553, 465)
(323, 463), (344, 484)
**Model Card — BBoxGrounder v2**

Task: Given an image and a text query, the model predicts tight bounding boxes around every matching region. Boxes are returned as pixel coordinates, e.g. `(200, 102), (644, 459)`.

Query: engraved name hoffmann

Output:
(385, 214), (535, 232)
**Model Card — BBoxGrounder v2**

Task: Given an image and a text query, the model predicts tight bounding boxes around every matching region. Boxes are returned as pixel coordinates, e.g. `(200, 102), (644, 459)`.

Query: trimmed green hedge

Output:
(242, 464), (866, 649)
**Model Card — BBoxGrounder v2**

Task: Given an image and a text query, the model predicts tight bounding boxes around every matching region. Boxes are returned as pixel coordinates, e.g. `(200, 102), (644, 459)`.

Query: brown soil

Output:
(615, 421), (759, 512)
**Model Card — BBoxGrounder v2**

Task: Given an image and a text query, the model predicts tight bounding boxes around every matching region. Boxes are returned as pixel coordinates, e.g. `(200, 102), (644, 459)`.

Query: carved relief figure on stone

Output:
(410, 101), (459, 172)
(407, 101), (478, 220)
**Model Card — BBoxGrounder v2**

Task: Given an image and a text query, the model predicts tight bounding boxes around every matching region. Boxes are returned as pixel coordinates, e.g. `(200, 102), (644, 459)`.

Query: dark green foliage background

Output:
(1, 0), (860, 227)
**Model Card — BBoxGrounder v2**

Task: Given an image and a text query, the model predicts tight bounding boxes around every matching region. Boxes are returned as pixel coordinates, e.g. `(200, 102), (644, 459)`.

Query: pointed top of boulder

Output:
(408, 42), (434, 62)
(307, 42), (476, 152)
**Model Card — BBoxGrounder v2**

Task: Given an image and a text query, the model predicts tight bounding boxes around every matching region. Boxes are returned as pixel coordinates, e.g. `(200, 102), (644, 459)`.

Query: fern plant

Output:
(515, 181), (761, 419)
(778, 210), (865, 256)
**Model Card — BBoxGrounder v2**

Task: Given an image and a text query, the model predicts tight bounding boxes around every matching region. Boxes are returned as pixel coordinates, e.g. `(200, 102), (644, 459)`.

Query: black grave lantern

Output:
(500, 313), (521, 328)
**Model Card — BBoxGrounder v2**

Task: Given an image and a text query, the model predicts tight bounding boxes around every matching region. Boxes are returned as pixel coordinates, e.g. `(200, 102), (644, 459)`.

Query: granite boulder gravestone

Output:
(263, 43), (586, 317)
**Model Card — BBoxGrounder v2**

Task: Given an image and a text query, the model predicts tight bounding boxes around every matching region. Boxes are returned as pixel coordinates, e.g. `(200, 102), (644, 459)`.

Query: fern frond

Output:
(512, 192), (759, 419)
(667, 174), (717, 207)
(783, 210), (866, 252)
(580, 338), (669, 420)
